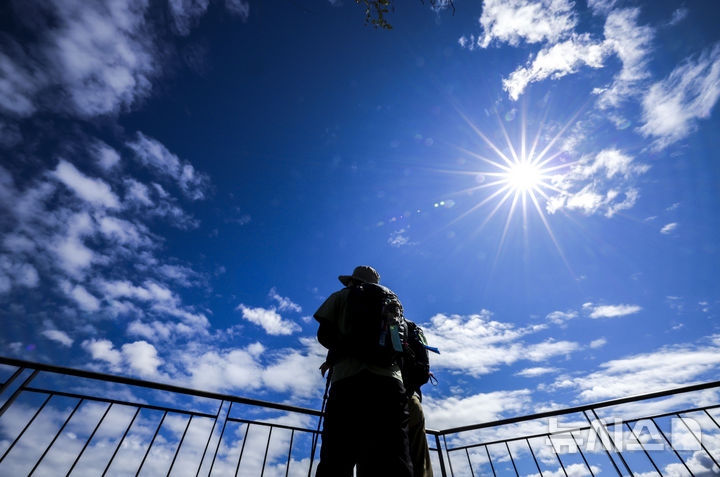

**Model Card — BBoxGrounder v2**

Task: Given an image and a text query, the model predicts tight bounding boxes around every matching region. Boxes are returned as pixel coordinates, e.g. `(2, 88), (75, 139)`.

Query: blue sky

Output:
(1, 0), (720, 450)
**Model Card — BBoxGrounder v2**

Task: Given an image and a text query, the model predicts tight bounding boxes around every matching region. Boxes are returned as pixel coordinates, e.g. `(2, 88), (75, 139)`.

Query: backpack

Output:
(344, 282), (407, 367)
(401, 321), (432, 398)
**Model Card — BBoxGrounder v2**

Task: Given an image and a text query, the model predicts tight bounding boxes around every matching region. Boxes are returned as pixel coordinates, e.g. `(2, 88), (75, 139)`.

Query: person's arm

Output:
(314, 290), (343, 350)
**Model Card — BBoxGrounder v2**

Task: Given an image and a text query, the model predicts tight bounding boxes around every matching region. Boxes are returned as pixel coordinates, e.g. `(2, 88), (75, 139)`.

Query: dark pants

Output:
(316, 371), (413, 477)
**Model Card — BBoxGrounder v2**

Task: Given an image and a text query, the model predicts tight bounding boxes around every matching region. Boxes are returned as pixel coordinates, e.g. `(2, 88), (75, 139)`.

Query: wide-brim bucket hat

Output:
(339, 265), (380, 286)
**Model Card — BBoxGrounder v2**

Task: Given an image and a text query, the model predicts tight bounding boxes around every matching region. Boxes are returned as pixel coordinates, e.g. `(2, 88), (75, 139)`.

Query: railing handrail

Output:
(3, 356), (720, 436)
(436, 378), (720, 435)
(0, 356), (322, 417)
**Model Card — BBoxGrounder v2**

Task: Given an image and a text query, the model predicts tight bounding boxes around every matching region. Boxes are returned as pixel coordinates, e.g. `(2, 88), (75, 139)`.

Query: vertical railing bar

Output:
(590, 409), (633, 477)
(135, 410), (167, 477)
(583, 410), (624, 477)
(28, 398), (83, 476)
(0, 393), (52, 465)
(259, 426), (273, 477)
(548, 435), (569, 477)
(435, 433), (448, 477)
(676, 413), (720, 470)
(195, 400), (225, 477)
(526, 438), (544, 477)
(570, 431), (595, 477)
(650, 417), (694, 477)
(443, 434), (455, 477)
(66, 402), (113, 476)
(485, 445), (497, 477)
(0, 369), (38, 418)
(464, 448), (475, 477)
(624, 421), (664, 477)
(167, 415), (194, 477)
(0, 366), (25, 396)
(208, 401), (232, 476)
(102, 406), (141, 477)
(234, 423), (251, 477)
(285, 429), (295, 477)
(505, 441), (520, 477)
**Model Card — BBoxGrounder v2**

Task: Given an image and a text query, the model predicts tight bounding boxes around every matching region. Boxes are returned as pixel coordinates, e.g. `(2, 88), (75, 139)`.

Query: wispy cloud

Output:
(41, 329), (74, 347)
(546, 309), (577, 325)
(583, 302), (642, 318)
(546, 148), (649, 217)
(236, 304), (301, 335)
(550, 340), (720, 400)
(515, 367), (558, 377)
(594, 8), (654, 108)
(127, 132), (209, 200)
(51, 160), (120, 209)
(661, 222), (678, 234)
(639, 43), (720, 149)
(269, 287), (302, 313)
(589, 337), (607, 348)
(504, 33), (607, 100)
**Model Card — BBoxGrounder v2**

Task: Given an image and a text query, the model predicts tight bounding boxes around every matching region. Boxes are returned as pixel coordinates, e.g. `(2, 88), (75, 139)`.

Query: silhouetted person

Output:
(314, 266), (413, 477)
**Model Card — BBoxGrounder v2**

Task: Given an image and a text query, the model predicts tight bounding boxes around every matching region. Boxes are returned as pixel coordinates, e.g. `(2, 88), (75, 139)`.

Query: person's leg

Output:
(315, 377), (359, 477)
(356, 374), (413, 477)
(408, 394), (434, 477)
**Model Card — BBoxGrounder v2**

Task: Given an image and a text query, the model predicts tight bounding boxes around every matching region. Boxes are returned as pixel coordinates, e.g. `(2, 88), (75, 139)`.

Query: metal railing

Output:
(1, 356), (720, 476)
(426, 379), (720, 477)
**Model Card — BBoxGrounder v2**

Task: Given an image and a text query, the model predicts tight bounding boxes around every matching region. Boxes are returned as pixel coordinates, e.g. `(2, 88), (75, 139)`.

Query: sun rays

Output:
(438, 106), (586, 270)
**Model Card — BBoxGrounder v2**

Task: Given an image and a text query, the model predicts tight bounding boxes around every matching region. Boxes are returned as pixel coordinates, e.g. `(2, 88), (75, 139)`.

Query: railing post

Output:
(434, 433), (448, 477)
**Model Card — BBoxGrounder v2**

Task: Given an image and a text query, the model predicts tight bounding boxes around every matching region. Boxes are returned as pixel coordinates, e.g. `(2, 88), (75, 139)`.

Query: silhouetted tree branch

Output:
(355, 0), (455, 30)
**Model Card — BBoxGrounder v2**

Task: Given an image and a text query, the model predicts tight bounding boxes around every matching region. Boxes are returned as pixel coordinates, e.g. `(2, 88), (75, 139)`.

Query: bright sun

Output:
(504, 161), (544, 192)
(442, 108), (582, 267)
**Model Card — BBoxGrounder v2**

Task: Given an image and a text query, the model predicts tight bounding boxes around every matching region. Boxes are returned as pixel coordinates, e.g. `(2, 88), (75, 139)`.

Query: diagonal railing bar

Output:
(0, 366), (24, 396)
(65, 401), (113, 476)
(102, 406), (141, 477)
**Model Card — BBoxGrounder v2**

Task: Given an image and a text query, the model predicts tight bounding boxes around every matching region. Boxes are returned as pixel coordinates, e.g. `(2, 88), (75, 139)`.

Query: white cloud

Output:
(589, 337), (607, 348)
(515, 367), (558, 377)
(268, 287), (302, 313)
(168, 0), (210, 35)
(667, 8), (688, 27)
(124, 179), (154, 206)
(586, 0), (618, 15)
(51, 160), (120, 209)
(121, 340), (162, 377)
(0, 51), (39, 117)
(476, 0), (576, 48)
(661, 222), (678, 234)
(237, 304), (301, 335)
(551, 341), (720, 401)
(0, 256), (39, 291)
(224, 0), (250, 19)
(583, 302), (642, 318)
(423, 389), (532, 430)
(92, 142), (121, 170)
(546, 149), (649, 217)
(41, 329), (74, 347)
(388, 229), (412, 247)
(640, 43), (720, 149)
(422, 312), (576, 376)
(594, 8), (654, 108)
(127, 132), (209, 200)
(63, 282), (101, 312)
(546, 310), (577, 325)
(504, 34), (607, 100)
(82, 338), (122, 367)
